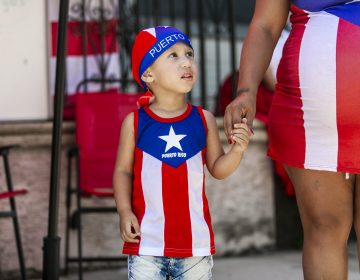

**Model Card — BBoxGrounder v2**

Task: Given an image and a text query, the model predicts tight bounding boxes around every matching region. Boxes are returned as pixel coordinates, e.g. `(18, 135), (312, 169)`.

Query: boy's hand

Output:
(230, 118), (251, 152)
(119, 210), (140, 243)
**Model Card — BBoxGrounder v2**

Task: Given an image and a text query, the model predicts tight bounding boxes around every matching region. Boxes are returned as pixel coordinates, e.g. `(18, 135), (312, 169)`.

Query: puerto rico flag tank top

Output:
(122, 103), (215, 257)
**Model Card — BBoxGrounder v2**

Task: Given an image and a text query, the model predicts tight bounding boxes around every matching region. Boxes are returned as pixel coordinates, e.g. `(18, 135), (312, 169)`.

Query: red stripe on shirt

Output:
(51, 20), (118, 56)
(162, 162), (193, 256)
(336, 19), (360, 171)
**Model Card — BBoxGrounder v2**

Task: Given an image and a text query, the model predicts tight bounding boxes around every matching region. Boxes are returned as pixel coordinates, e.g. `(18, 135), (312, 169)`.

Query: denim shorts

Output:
(128, 255), (213, 280)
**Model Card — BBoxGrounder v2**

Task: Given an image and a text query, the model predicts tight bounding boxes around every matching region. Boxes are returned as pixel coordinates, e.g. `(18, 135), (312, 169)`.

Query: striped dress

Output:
(122, 104), (215, 257)
(268, 0), (360, 172)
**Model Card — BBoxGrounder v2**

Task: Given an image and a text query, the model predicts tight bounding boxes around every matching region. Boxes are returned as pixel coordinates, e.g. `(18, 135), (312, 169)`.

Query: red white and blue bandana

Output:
(131, 26), (193, 89)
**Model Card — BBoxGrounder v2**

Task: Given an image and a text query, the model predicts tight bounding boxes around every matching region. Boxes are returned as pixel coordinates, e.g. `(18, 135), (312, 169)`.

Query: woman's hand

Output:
(221, 0), (289, 143)
(224, 89), (256, 142)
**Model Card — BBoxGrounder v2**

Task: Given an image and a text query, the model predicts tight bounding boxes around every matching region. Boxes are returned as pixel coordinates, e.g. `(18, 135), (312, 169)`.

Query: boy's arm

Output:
(113, 112), (140, 243)
(204, 109), (250, 180)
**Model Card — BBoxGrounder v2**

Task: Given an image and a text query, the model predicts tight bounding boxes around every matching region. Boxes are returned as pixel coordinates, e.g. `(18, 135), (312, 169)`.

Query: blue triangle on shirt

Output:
(136, 111), (206, 168)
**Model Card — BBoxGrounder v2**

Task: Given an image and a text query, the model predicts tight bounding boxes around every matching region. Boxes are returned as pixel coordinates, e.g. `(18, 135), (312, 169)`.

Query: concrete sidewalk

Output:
(58, 248), (359, 280)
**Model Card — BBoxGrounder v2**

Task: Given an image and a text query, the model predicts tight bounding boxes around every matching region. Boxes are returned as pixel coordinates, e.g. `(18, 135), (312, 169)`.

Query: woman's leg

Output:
(352, 174), (360, 268)
(285, 166), (354, 280)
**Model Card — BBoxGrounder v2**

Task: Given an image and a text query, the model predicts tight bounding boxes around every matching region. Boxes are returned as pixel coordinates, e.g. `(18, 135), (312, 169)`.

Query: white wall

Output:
(0, 0), (49, 121)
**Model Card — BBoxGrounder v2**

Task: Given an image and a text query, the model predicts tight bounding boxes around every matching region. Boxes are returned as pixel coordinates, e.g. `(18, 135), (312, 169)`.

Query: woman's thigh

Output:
(285, 166), (354, 236)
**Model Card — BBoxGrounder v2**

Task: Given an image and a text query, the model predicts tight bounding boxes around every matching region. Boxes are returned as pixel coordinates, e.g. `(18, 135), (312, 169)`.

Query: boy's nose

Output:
(180, 56), (192, 67)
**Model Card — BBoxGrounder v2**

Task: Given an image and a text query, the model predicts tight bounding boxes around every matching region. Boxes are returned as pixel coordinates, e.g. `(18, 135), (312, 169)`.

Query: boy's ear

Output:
(141, 70), (154, 83)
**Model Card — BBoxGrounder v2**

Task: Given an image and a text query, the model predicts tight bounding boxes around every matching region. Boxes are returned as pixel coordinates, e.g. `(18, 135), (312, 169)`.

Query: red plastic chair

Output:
(64, 92), (140, 279)
(0, 146), (28, 280)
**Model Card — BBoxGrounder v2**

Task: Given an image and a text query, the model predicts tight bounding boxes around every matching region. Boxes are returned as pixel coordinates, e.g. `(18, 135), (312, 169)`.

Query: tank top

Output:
(122, 103), (215, 257)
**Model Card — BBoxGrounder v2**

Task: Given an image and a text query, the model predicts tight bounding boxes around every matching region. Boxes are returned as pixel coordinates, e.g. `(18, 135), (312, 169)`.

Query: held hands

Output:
(224, 90), (256, 143)
(119, 210), (140, 243)
(230, 118), (251, 152)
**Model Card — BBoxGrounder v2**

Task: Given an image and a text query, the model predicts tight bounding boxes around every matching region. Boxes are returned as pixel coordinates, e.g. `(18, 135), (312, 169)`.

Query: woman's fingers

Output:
(224, 105), (234, 139)
(223, 92), (256, 142)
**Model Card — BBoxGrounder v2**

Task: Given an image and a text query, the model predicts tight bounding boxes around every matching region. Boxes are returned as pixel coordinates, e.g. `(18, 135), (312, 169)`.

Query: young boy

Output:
(113, 26), (250, 279)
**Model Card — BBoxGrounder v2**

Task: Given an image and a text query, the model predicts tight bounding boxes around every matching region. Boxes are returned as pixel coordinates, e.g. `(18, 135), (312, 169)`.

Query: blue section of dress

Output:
(292, 0), (360, 26)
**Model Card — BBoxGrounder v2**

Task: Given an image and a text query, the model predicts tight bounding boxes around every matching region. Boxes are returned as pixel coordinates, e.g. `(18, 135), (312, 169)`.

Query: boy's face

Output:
(143, 42), (197, 94)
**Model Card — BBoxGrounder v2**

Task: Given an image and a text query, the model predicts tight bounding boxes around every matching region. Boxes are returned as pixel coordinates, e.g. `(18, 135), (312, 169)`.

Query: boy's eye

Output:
(186, 51), (194, 57)
(169, 52), (178, 58)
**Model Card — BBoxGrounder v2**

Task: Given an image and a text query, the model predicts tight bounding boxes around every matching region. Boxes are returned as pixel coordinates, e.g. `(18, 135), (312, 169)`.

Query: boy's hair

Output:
(131, 26), (193, 89)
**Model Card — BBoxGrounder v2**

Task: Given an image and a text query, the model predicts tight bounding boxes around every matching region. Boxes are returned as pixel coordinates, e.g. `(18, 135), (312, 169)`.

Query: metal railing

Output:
(66, 0), (255, 111)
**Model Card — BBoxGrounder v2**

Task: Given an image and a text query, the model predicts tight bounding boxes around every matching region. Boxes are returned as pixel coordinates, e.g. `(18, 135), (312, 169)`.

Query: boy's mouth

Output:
(181, 72), (193, 80)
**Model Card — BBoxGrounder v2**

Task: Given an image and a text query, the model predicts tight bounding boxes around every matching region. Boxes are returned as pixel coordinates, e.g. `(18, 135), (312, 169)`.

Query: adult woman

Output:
(224, 0), (360, 279)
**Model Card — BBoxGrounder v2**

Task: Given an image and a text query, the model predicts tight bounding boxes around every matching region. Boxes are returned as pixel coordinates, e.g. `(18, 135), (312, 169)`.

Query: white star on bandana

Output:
(158, 126), (187, 152)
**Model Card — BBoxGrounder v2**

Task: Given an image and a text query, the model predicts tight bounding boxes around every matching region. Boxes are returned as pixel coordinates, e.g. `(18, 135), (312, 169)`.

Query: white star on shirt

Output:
(158, 126), (187, 153)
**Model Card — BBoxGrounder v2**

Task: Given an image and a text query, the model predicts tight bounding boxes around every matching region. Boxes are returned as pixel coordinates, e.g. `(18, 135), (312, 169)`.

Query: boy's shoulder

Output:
(197, 108), (217, 132)
(125, 110), (135, 120)
(197, 107), (215, 122)
(185, 105), (217, 131)
(188, 104), (214, 118)
(121, 111), (135, 129)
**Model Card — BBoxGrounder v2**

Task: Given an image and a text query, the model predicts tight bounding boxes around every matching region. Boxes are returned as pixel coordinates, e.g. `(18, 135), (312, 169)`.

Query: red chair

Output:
(64, 92), (140, 279)
(0, 146), (27, 280)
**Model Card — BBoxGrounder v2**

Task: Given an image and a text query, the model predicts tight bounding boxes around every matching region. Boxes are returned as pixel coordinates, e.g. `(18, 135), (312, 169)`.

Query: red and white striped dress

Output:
(123, 104), (215, 257)
(268, 1), (360, 172)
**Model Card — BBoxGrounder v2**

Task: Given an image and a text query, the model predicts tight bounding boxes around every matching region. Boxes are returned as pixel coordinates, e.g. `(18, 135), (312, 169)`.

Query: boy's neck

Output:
(149, 94), (188, 118)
